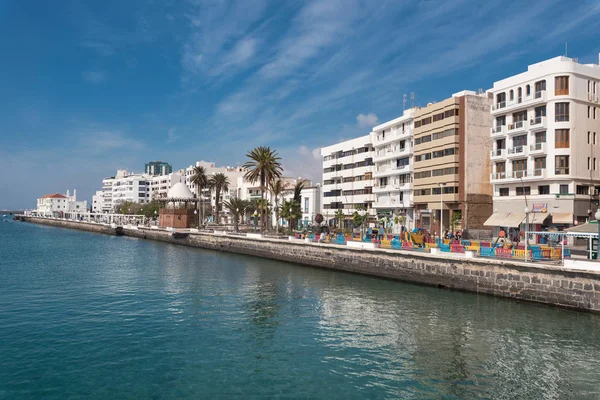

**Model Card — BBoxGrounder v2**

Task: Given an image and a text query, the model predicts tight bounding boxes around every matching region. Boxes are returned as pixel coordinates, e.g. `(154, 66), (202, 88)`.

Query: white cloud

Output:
(81, 131), (144, 151)
(81, 70), (107, 84)
(167, 127), (179, 143)
(356, 113), (379, 128)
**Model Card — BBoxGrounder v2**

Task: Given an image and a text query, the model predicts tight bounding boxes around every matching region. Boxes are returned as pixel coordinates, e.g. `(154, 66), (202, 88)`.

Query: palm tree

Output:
(243, 146), (283, 232)
(190, 166), (208, 227)
(280, 200), (302, 234)
(269, 179), (285, 233)
(208, 173), (230, 225)
(224, 197), (246, 232)
(293, 179), (306, 203)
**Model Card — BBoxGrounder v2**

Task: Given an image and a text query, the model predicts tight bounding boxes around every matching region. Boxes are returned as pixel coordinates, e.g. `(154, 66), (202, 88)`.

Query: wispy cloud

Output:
(81, 70), (107, 83)
(81, 131), (144, 151)
(356, 113), (379, 128)
(167, 127), (179, 143)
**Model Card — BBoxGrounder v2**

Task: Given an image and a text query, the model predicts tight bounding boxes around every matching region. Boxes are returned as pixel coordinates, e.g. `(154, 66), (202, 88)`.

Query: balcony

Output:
(372, 164), (413, 178)
(373, 196), (412, 209)
(529, 142), (547, 155)
(490, 148), (506, 160)
(491, 90), (547, 114)
(491, 125), (506, 137)
(374, 128), (413, 146)
(373, 146), (411, 162)
(529, 116), (547, 131)
(507, 120), (528, 135)
(506, 145), (528, 159)
(490, 168), (547, 183)
(372, 182), (413, 193)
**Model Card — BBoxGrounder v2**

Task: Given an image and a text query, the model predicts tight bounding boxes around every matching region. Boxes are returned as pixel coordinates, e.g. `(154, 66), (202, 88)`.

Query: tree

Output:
(335, 209), (345, 229)
(190, 166), (208, 227)
(269, 179), (285, 233)
(314, 213), (324, 233)
(224, 197), (247, 232)
(353, 205), (368, 239)
(243, 146), (283, 232)
(280, 200), (302, 234)
(451, 211), (462, 232)
(293, 180), (306, 203)
(208, 173), (230, 225)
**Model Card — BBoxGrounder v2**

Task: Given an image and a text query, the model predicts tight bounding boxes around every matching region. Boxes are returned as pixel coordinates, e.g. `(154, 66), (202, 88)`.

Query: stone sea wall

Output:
(23, 216), (600, 313)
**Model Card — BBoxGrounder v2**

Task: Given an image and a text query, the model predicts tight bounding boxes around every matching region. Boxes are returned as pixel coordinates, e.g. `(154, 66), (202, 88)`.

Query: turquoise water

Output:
(2, 222), (600, 399)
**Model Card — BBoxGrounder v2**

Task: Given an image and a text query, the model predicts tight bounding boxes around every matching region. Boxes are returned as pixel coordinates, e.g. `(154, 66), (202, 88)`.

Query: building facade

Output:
(36, 190), (87, 216)
(370, 109), (415, 229)
(488, 55), (600, 231)
(150, 172), (185, 200)
(145, 161), (172, 176)
(91, 190), (104, 213)
(100, 170), (151, 212)
(413, 91), (493, 236)
(321, 135), (376, 226)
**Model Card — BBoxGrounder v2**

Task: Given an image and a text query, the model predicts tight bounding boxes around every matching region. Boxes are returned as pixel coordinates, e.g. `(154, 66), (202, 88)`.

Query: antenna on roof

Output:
(565, 41), (568, 57)
(402, 94), (407, 111)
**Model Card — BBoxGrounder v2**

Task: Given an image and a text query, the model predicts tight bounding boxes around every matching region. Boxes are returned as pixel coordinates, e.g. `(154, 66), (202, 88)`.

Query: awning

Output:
(483, 212), (510, 227)
(504, 212), (526, 228)
(566, 221), (597, 233)
(526, 213), (550, 225)
(551, 212), (574, 225)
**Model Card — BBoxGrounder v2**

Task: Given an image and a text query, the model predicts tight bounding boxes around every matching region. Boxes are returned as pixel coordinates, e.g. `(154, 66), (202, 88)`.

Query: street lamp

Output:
(595, 209), (600, 260)
(194, 209), (198, 228)
(524, 206), (530, 262)
(438, 183), (446, 243)
(253, 210), (258, 232)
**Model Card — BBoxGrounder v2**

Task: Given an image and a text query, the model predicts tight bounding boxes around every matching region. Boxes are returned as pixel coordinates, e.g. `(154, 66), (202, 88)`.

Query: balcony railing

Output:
(491, 125), (506, 136)
(507, 120), (527, 133)
(507, 145), (528, 157)
(529, 142), (547, 153)
(491, 148), (506, 158)
(491, 90), (547, 113)
(555, 168), (570, 175)
(529, 116), (546, 129)
(491, 168), (547, 181)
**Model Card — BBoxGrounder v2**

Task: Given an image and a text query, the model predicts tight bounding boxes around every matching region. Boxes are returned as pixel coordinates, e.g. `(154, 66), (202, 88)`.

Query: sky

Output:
(1, 0), (600, 209)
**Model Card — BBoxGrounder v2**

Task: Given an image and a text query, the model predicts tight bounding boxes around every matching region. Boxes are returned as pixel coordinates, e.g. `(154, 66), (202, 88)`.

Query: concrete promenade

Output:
(19, 216), (600, 313)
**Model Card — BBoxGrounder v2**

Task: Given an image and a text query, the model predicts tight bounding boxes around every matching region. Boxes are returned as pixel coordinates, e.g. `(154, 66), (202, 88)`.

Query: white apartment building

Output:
(321, 135), (376, 226)
(488, 55), (600, 231)
(150, 171), (185, 200)
(100, 170), (151, 212)
(36, 189), (87, 216)
(91, 190), (104, 212)
(300, 185), (322, 227)
(370, 109), (415, 229)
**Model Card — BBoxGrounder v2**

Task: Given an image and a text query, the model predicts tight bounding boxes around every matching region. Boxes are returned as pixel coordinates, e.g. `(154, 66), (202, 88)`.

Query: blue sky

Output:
(1, 0), (600, 209)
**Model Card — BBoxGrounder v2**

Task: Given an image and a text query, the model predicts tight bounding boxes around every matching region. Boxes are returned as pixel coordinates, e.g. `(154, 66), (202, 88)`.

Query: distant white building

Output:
(300, 185), (322, 227)
(320, 135), (376, 226)
(99, 170), (151, 212)
(91, 190), (104, 213)
(150, 171), (185, 200)
(36, 189), (87, 216)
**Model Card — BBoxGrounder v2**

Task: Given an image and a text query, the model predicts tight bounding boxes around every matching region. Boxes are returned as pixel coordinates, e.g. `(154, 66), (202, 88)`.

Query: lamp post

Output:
(236, 208), (239, 232)
(595, 209), (600, 260)
(253, 210), (257, 232)
(524, 206), (530, 262)
(194, 209), (198, 228)
(439, 183), (446, 242)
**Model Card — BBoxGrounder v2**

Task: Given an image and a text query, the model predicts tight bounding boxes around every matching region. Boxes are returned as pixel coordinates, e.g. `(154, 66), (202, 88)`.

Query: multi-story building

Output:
(91, 190), (104, 213)
(370, 109), (415, 229)
(321, 135), (376, 226)
(144, 161), (172, 176)
(412, 90), (493, 236)
(300, 185), (322, 227)
(99, 170), (151, 212)
(149, 172), (185, 200)
(487, 55), (600, 231)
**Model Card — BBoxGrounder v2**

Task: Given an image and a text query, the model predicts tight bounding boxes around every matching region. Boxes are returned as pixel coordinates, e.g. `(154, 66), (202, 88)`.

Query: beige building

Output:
(412, 90), (493, 235)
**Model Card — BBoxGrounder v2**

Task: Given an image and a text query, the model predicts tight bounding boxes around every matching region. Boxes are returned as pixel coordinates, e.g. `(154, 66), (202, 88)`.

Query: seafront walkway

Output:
(20, 215), (600, 273)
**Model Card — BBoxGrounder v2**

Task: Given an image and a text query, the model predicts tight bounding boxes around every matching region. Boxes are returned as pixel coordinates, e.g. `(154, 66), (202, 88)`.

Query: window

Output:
(589, 106), (592, 119)
(513, 111), (527, 122)
(555, 76), (569, 95)
(512, 159), (527, 175)
(589, 157), (591, 170)
(589, 131), (591, 144)
(577, 185), (589, 195)
(534, 157), (546, 175)
(535, 80), (546, 95)
(516, 186), (531, 196)
(555, 102), (570, 122)
(560, 185), (569, 194)
(513, 135), (527, 148)
(538, 185), (550, 195)
(555, 156), (569, 175)
(517, 87), (522, 102)
(509, 90), (514, 101)
(499, 188), (509, 196)
(555, 129), (570, 148)
(496, 162), (506, 173)
(595, 158), (597, 171)
(535, 131), (546, 144)
(526, 85), (531, 96)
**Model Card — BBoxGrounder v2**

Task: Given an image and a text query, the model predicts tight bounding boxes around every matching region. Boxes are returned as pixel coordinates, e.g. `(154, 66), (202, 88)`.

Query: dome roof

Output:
(167, 182), (194, 199)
